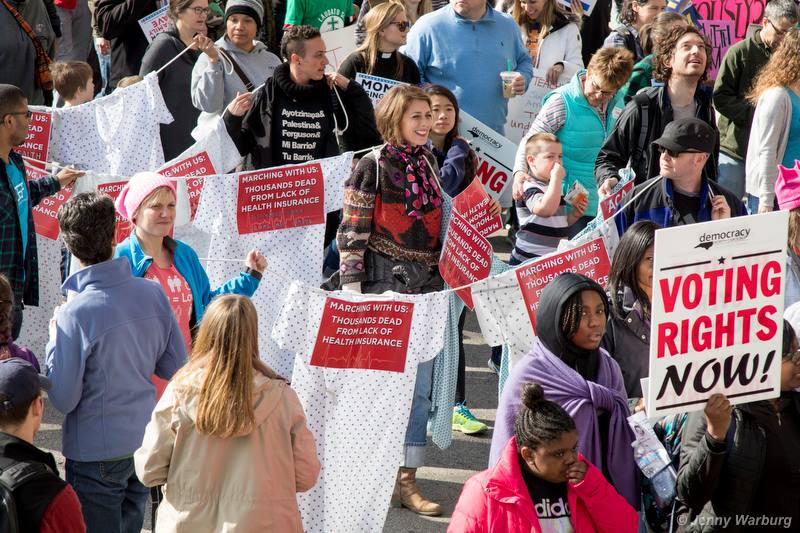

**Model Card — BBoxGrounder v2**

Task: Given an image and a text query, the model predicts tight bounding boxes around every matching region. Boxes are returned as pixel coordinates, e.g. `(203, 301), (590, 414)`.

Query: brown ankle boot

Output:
(394, 467), (442, 516)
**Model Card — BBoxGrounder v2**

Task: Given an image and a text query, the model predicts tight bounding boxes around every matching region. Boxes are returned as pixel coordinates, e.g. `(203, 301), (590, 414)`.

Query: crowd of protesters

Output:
(2, 0), (800, 531)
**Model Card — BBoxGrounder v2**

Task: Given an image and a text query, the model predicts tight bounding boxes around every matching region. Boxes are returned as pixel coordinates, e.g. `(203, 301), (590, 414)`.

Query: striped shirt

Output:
(512, 179), (572, 261)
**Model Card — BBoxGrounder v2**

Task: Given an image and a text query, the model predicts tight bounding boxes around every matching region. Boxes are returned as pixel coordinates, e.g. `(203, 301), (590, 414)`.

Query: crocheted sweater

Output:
(337, 147), (442, 284)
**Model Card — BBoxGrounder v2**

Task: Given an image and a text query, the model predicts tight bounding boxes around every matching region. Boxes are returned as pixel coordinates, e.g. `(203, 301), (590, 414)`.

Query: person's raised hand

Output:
(56, 167), (84, 189)
(598, 177), (618, 198)
(95, 37), (111, 55)
(573, 196), (588, 217)
(226, 91), (253, 117)
(193, 34), (219, 62)
(512, 172), (535, 201)
(550, 162), (566, 182)
(488, 197), (502, 218)
(326, 72), (350, 90)
(245, 249), (268, 273)
(710, 195), (731, 220)
(704, 393), (732, 442)
(565, 459), (587, 485)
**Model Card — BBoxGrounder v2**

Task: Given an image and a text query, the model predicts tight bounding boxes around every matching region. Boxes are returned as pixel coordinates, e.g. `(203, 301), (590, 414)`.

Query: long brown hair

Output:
(355, 1), (407, 78)
(175, 295), (264, 438)
(747, 29), (800, 105)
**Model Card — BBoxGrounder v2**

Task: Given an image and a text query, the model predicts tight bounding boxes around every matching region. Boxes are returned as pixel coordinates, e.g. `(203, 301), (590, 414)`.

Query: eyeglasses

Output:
(784, 350), (800, 365)
(389, 21), (411, 32)
(187, 6), (209, 15)
(769, 20), (792, 37)
(5, 110), (31, 119)
(658, 146), (702, 158)
(585, 78), (615, 97)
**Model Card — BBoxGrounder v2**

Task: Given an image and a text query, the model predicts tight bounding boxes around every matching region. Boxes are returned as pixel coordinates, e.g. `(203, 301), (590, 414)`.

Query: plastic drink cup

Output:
(500, 71), (518, 99)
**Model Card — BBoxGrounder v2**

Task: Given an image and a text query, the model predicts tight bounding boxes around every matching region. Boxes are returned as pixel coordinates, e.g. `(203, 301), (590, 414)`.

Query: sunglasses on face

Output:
(389, 21), (411, 32)
(659, 146), (701, 158)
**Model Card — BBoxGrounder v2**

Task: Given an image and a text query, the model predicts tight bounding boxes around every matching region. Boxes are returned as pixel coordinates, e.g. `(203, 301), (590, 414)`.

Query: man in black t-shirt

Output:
(617, 117), (746, 234)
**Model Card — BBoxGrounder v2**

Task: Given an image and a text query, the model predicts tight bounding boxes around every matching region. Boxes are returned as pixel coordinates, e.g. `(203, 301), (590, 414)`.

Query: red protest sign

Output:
(311, 297), (415, 372)
(452, 179), (503, 237)
(25, 165), (71, 240)
(599, 179), (635, 220)
(237, 162), (325, 234)
(439, 211), (492, 308)
(97, 180), (133, 244)
(16, 112), (52, 170)
(159, 151), (215, 220)
(516, 238), (611, 332)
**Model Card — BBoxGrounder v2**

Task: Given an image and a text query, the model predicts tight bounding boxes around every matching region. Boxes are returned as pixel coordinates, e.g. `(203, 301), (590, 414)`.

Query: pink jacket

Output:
(449, 437), (638, 533)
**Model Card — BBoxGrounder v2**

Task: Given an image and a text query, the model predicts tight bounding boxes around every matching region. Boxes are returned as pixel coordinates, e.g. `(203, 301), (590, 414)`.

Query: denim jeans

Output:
(66, 457), (148, 533)
(403, 358), (435, 468)
(717, 152), (745, 201)
(95, 44), (112, 96)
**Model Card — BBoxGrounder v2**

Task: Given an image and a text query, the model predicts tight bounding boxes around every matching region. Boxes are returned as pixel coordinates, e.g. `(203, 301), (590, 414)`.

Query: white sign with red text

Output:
(459, 111), (516, 207)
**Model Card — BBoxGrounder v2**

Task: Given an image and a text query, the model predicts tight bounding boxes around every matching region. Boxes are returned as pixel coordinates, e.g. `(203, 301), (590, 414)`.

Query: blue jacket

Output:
(115, 233), (260, 325)
(45, 258), (187, 461)
(617, 176), (746, 234)
(403, 4), (533, 133)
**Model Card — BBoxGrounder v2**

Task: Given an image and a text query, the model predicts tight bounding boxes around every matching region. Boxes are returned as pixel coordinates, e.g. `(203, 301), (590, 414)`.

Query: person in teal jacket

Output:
(114, 172), (266, 338)
(512, 47), (634, 234)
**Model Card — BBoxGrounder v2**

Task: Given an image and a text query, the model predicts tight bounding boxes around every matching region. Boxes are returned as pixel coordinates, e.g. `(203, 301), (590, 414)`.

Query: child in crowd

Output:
(50, 61), (94, 107)
(511, 133), (587, 264)
(0, 274), (40, 371)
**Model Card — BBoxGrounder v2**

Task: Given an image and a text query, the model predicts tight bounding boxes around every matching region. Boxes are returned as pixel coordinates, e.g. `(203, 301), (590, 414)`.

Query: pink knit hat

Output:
(776, 163), (800, 211)
(115, 172), (176, 221)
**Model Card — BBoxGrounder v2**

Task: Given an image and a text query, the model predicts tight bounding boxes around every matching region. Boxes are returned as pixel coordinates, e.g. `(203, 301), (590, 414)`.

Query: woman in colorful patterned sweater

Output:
(336, 84), (443, 516)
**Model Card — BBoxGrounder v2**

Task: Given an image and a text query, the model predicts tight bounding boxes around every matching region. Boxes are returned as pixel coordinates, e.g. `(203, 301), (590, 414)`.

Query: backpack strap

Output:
(631, 92), (650, 172)
(217, 48), (255, 92)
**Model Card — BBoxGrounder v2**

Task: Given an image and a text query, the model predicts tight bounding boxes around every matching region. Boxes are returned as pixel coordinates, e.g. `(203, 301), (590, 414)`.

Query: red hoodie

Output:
(449, 437), (638, 533)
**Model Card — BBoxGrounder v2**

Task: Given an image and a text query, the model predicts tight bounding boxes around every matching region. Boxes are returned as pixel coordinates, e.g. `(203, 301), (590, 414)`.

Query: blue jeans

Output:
(66, 458), (148, 533)
(403, 358), (435, 468)
(95, 44), (111, 96)
(717, 152), (746, 201)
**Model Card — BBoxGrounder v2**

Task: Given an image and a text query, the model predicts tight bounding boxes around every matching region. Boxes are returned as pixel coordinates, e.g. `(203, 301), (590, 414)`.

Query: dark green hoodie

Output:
(713, 29), (772, 160)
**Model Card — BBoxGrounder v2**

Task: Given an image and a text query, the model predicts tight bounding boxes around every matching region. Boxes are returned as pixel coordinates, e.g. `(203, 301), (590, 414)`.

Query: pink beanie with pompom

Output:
(114, 172), (176, 221)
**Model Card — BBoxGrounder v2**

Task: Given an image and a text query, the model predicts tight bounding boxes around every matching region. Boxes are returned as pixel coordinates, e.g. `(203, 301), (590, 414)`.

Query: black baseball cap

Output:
(653, 117), (716, 154)
(0, 359), (50, 411)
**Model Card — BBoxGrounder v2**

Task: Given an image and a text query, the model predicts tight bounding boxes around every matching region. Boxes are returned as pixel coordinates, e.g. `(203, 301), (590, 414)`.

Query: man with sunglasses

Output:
(617, 117), (745, 233)
(713, 0), (798, 203)
(0, 84), (83, 341)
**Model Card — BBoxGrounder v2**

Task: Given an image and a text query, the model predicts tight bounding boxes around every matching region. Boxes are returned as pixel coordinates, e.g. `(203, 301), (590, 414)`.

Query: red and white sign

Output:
(648, 212), (787, 417)
(311, 297), (414, 372)
(452, 179), (503, 237)
(237, 162), (325, 235)
(25, 165), (71, 240)
(439, 212), (492, 309)
(138, 5), (172, 43)
(97, 180), (132, 244)
(516, 238), (611, 332)
(159, 151), (215, 220)
(16, 111), (52, 170)
(459, 111), (515, 207)
(600, 179), (635, 220)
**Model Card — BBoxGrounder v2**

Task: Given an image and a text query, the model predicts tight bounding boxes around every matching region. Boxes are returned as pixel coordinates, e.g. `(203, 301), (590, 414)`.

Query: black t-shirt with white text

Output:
(519, 453), (574, 533)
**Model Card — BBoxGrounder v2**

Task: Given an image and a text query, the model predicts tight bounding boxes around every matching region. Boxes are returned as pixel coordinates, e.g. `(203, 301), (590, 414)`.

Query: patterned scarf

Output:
(384, 143), (442, 218)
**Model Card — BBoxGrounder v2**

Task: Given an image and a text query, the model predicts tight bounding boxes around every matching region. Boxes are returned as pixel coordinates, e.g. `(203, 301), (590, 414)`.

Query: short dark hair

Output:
(280, 25), (321, 61)
(0, 393), (38, 427)
(50, 61), (93, 101)
(57, 192), (116, 265)
(0, 84), (27, 118)
(653, 25), (712, 83)
(514, 383), (576, 451)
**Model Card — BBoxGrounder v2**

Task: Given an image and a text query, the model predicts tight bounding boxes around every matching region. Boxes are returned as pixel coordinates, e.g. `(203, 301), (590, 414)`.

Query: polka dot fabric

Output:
(272, 281), (449, 533)
(33, 73), (173, 176)
(193, 153), (353, 379)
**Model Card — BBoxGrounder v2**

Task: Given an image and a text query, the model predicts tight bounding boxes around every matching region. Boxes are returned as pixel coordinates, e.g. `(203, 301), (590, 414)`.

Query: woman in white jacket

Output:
(134, 295), (320, 532)
(508, 0), (584, 84)
(746, 29), (800, 215)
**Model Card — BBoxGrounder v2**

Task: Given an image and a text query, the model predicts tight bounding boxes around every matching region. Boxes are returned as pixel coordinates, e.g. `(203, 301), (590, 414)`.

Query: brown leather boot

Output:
(393, 467), (442, 516)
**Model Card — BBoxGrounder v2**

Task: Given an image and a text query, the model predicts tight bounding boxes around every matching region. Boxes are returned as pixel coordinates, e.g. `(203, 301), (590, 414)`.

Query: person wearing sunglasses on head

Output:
(617, 117), (745, 234)
(339, 2), (421, 85)
(0, 84), (83, 342)
(675, 320), (800, 532)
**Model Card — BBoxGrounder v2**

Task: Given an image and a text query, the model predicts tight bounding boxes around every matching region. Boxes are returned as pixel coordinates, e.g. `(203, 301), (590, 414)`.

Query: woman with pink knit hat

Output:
(113, 172), (266, 365)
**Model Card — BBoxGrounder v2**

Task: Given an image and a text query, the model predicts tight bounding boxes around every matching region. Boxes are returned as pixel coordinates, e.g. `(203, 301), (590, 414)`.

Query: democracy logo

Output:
(694, 226), (751, 250)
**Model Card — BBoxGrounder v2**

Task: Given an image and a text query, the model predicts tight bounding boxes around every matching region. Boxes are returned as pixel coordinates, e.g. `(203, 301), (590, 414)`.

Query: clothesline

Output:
(195, 176), (656, 297)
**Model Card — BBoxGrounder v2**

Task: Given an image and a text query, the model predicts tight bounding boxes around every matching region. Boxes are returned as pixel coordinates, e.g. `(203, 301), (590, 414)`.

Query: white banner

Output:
(354, 73), (407, 108)
(648, 212), (788, 417)
(505, 68), (569, 145)
(458, 111), (516, 208)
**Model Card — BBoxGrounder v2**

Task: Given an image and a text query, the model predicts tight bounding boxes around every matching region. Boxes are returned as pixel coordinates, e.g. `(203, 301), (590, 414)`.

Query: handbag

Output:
(1, 0), (52, 90)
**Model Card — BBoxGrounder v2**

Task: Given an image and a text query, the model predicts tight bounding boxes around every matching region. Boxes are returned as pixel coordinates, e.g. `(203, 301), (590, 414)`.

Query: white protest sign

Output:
(648, 212), (788, 418)
(138, 5), (172, 43)
(505, 68), (569, 144)
(558, 0), (598, 16)
(323, 25), (356, 70)
(355, 73), (407, 108)
(459, 111), (516, 208)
